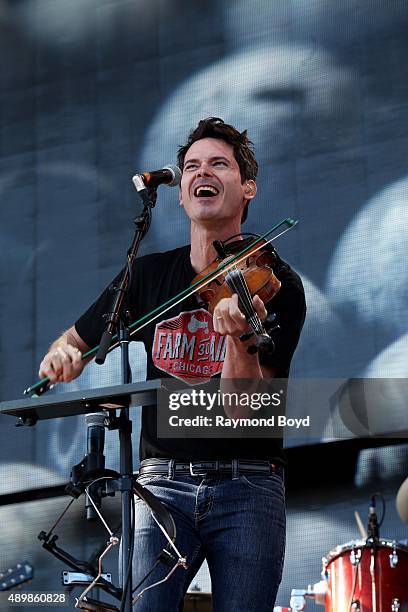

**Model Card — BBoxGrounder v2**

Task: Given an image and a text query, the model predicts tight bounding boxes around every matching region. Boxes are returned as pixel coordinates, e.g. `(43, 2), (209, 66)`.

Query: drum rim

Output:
(325, 538), (408, 563)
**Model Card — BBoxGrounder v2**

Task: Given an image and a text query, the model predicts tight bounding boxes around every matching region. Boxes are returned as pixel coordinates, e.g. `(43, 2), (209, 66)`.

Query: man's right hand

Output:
(38, 326), (90, 383)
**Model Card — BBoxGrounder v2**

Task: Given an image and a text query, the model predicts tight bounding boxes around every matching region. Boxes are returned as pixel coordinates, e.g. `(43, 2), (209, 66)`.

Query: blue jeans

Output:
(130, 466), (285, 611)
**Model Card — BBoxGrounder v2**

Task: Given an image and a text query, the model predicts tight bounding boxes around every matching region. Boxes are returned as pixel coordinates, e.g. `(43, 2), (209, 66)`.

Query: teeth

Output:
(195, 185), (218, 196)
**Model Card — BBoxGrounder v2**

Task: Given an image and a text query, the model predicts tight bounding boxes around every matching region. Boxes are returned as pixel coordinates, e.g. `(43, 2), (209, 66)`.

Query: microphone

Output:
(132, 164), (181, 193)
(85, 412), (106, 520)
(367, 494), (379, 539)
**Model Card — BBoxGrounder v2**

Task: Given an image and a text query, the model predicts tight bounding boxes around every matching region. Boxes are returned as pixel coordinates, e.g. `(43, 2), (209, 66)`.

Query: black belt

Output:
(138, 458), (277, 477)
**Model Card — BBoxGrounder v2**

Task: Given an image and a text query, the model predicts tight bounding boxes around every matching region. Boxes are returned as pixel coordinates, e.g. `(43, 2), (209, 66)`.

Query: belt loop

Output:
(167, 459), (175, 479)
(232, 459), (239, 480)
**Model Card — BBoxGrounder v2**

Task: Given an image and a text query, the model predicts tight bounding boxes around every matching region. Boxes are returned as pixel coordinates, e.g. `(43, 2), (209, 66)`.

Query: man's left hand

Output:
(213, 293), (267, 337)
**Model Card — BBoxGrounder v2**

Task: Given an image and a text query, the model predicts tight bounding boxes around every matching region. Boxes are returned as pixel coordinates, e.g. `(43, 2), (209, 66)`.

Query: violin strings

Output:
(225, 269), (264, 335)
(225, 241), (264, 333)
(225, 270), (252, 317)
(228, 271), (252, 318)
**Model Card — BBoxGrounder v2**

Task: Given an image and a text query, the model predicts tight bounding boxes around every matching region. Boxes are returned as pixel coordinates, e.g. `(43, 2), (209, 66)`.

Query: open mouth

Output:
(193, 185), (220, 198)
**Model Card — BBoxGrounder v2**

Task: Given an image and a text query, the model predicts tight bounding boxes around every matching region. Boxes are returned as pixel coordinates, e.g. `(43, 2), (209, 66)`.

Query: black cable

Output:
(123, 203), (152, 326)
(126, 256), (133, 297)
(374, 492), (386, 527)
(119, 489), (135, 612)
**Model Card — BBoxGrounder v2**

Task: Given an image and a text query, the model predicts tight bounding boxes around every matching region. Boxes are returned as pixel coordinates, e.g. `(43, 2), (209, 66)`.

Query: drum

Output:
(323, 538), (408, 611)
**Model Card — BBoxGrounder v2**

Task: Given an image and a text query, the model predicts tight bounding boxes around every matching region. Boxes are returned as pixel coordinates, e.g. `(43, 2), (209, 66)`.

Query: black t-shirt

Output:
(75, 244), (306, 463)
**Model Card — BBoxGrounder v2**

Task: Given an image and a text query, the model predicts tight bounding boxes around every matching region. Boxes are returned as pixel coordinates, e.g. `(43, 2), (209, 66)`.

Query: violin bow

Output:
(24, 217), (298, 396)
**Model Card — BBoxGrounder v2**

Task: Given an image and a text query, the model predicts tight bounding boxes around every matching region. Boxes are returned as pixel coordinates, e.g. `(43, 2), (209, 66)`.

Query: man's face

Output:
(179, 137), (254, 226)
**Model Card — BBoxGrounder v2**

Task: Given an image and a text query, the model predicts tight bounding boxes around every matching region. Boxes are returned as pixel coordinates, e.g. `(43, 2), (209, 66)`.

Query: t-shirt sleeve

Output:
(259, 269), (306, 377)
(74, 263), (144, 350)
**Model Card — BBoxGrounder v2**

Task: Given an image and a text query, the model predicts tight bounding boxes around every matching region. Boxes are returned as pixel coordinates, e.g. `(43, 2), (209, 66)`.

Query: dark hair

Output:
(177, 117), (258, 223)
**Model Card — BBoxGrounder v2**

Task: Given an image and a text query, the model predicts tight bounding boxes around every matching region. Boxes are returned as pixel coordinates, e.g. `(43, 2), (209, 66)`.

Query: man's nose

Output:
(196, 162), (212, 176)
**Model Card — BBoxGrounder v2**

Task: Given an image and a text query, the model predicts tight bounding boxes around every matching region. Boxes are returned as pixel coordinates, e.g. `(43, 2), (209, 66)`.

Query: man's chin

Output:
(193, 210), (226, 225)
(189, 205), (220, 221)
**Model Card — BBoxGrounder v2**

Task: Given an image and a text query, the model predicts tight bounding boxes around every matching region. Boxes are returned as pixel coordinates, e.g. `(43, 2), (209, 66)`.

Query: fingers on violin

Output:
(213, 298), (228, 333)
(229, 294), (246, 326)
(213, 295), (246, 335)
(252, 294), (267, 321)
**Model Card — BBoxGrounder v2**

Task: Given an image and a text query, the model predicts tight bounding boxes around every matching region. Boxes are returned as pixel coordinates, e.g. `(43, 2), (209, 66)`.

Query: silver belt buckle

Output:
(189, 462), (207, 476)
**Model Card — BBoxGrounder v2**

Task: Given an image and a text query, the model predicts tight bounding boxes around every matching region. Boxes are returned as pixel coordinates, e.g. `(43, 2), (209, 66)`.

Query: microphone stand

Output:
(366, 495), (380, 612)
(93, 187), (157, 612)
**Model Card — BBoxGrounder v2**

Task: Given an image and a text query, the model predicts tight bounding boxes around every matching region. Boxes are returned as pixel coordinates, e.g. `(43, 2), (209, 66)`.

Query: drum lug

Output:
(351, 602), (360, 612)
(321, 556), (329, 580)
(389, 543), (398, 568)
(350, 548), (361, 566)
(391, 598), (400, 611)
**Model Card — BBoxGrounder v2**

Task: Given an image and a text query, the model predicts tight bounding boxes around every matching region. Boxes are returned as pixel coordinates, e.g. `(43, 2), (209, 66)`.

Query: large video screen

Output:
(0, 0), (407, 481)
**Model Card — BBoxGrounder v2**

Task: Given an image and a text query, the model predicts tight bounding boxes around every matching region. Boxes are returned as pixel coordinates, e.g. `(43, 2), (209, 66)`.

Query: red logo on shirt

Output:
(152, 309), (226, 384)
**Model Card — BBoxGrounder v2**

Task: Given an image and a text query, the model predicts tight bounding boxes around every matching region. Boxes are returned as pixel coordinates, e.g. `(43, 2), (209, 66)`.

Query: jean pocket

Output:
(240, 473), (285, 498)
(135, 473), (165, 486)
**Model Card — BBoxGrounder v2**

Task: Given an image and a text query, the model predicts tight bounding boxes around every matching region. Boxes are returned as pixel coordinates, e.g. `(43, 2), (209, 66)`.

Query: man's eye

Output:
(184, 164), (197, 170)
(214, 161), (227, 166)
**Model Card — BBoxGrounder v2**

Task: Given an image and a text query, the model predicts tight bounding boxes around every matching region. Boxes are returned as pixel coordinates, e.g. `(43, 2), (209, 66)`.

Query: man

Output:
(39, 118), (306, 610)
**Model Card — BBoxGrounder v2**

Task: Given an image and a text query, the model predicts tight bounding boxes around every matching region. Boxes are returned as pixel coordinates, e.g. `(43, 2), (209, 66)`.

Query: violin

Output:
(192, 234), (281, 356)
(24, 218), (297, 395)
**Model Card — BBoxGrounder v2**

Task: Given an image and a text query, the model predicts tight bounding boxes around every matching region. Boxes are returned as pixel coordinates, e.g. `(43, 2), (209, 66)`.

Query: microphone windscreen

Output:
(164, 164), (182, 186)
(85, 412), (106, 427)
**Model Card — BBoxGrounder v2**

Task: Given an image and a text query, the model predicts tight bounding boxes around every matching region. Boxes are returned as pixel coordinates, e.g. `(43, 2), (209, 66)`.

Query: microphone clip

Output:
(67, 459), (115, 499)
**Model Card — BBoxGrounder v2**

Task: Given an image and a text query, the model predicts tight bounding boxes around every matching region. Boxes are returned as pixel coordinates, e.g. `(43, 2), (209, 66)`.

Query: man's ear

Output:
(244, 180), (257, 200)
(179, 188), (183, 206)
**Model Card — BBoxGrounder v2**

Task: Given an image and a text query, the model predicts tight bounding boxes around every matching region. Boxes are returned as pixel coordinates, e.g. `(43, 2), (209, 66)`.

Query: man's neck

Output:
(189, 220), (242, 272)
